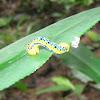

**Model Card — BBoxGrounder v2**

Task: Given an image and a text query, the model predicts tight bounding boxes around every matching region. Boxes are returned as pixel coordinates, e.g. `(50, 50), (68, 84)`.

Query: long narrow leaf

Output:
(58, 43), (100, 83)
(0, 7), (100, 90)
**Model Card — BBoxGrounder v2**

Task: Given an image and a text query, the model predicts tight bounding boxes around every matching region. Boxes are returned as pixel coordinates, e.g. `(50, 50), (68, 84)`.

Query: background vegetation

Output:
(0, 0), (100, 100)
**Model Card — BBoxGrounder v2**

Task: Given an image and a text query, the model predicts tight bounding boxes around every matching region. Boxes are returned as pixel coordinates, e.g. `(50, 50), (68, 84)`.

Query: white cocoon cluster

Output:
(71, 37), (80, 48)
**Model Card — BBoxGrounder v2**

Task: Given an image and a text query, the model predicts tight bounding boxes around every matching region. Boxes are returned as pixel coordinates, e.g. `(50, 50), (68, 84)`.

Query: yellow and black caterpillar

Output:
(26, 37), (70, 55)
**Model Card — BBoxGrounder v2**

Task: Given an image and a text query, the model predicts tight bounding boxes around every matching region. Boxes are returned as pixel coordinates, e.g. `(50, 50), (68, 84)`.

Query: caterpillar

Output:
(26, 37), (70, 55)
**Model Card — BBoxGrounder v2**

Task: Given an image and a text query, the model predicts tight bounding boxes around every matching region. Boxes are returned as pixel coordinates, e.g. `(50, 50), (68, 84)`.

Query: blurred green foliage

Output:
(0, 1), (100, 99)
(0, 16), (13, 27)
(87, 30), (100, 42)
(35, 76), (84, 99)
(0, 0), (99, 49)
(14, 81), (27, 92)
(21, 0), (96, 13)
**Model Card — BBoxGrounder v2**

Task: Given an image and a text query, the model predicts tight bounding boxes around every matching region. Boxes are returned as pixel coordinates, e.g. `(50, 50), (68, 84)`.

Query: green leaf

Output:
(16, 16), (31, 32)
(74, 84), (84, 96)
(86, 30), (100, 42)
(26, 22), (37, 35)
(58, 43), (100, 83)
(72, 69), (92, 83)
(52, 77), (75, 90)
(90, 84), (100, 90)
(87, 43), (100, 50)
(0, 16), (13, 27)
(72, 69), (100, 90)
(35, 84), (71, 95)
(14, 81), (27, 92)
(0, 7), (100, 91)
